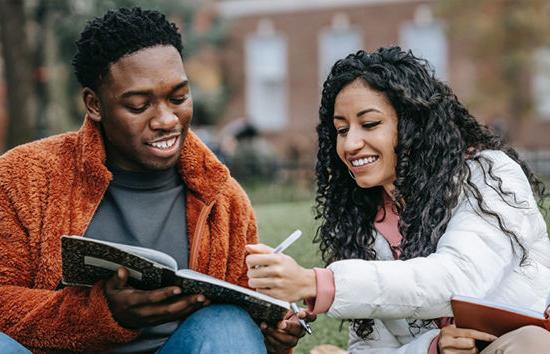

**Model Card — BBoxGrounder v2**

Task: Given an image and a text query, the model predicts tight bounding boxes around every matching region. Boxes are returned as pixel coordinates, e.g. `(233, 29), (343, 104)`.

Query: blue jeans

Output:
(0, 333), (31, 354)
(157, 304), (267, 354)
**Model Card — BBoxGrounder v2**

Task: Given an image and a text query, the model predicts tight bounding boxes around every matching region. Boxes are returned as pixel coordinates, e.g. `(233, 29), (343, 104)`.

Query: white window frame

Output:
(245, 29), (288, 131)
(399, 6), (448, 81)
(318, 13), (362, 86)
(532, 47), (550, 120)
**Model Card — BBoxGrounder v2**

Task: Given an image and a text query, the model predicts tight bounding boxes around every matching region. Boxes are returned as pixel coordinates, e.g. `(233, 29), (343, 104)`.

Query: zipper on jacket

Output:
(80, 185), (110, 237)
(55, 178), (110, 288)
(189, 201), (215, 270)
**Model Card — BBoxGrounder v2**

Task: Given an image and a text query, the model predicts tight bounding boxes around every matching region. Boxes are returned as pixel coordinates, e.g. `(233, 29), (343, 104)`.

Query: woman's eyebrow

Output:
(333, 108), (382, 120)
(357, 108), (382, 117)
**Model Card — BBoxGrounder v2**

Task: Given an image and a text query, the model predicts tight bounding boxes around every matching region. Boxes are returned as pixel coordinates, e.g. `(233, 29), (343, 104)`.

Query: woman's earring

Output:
(348, 170), (356, 180)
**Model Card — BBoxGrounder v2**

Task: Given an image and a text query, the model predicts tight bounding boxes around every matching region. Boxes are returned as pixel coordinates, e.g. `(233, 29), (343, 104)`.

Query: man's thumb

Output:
(106, 266), (128, 290)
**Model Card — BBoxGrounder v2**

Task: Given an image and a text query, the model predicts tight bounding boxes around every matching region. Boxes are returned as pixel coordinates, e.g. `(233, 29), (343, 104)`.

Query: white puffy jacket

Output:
(326, 150), (550, 353)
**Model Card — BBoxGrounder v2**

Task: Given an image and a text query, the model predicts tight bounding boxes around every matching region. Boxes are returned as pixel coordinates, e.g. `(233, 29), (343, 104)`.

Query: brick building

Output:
(217, 0), (550, 165)
(1, 0), (548, 160)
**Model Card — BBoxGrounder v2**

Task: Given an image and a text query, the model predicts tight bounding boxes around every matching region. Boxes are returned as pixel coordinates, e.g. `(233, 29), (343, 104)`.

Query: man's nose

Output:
(151, 105), (179, 130)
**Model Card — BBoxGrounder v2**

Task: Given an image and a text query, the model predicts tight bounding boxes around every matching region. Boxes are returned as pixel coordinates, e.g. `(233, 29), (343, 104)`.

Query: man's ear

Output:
(82, 88), (102, 122)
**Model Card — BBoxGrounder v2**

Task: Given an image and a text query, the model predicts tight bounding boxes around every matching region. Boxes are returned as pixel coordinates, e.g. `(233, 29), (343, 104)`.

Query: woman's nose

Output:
(343, 127), (365, 153)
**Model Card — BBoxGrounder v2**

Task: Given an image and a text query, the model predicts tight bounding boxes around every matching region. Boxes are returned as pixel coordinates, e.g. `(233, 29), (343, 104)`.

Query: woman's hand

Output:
(438, 324), (497, 354)
(245, 244), (317, 302)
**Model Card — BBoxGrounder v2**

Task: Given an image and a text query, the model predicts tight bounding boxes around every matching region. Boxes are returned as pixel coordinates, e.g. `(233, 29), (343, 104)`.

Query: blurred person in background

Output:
(0, 7), (312, 353)
(221, 120), (279, 184)
(247, 47), (550, 353)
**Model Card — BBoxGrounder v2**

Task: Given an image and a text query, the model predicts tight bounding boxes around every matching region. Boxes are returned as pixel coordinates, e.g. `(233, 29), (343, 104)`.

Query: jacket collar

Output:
(77, 115), (230, 204)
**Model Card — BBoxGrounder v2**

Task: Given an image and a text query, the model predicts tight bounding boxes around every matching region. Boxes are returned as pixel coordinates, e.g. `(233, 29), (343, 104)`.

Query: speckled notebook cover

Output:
(61, 236), (289, 324)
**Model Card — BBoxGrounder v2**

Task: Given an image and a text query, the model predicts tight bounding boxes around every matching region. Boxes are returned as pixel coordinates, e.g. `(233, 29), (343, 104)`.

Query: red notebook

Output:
(451, 295), (550, 337)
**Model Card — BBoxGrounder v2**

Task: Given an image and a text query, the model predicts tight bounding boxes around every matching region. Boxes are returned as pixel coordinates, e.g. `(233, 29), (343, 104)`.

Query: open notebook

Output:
(61, 235), (289, 324)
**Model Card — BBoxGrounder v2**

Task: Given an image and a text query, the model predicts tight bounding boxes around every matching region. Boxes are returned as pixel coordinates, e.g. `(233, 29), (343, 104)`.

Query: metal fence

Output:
(519, 149), (550, 178)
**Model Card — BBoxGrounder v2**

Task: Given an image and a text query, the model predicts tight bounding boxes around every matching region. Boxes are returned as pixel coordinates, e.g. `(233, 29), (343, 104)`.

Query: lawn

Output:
(254, 201), (348, 354)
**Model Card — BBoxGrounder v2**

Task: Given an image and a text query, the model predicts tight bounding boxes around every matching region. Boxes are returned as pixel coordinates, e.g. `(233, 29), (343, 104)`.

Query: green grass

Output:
(254, 201), (348, 354)
(242, 181), (315, 205)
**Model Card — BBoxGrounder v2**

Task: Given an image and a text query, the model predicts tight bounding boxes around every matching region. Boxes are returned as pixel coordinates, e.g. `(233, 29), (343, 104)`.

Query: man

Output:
(0, 7), (311, 353)
(0, 333), (30, 353)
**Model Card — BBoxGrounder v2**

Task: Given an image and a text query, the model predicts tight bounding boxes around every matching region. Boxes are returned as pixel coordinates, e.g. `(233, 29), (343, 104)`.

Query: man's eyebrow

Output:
(119, 80), (189, 99)
(171, 80), (189, 93)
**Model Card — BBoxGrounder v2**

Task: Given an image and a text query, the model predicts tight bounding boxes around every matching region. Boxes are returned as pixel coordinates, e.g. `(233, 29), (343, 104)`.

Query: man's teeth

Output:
(351, 156), (378, 167)
(150, 137), (177, 150)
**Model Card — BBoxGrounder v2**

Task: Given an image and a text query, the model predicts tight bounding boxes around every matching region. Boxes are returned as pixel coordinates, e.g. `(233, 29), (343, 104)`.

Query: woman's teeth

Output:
(351, 156), (378, 167)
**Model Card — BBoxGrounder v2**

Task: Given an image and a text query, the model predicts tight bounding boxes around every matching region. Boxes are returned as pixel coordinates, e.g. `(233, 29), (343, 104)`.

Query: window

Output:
(400, 6), (448, 80)
(319, 27), (362, 84)
(245, 31), (287, 131)
(533, 48), (550, 120)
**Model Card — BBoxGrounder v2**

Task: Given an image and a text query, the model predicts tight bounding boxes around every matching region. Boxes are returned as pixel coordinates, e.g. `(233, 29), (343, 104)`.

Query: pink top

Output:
(374, 192), (402, 258)
(306, 191), (446, 353)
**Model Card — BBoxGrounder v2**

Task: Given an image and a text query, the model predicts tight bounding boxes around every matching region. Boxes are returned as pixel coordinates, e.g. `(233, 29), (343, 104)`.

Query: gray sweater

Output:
(86, 164), (188, 353)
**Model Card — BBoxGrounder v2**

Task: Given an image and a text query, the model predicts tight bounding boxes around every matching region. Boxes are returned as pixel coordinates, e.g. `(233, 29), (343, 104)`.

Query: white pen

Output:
(272, 230), (313, 335)
(273, 229), (303, 254)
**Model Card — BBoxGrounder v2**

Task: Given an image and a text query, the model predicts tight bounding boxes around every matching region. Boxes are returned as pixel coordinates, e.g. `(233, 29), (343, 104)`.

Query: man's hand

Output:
(438, 324), (497, 354)
(262, 309), (316, 353)
(104, 267), (210, 328)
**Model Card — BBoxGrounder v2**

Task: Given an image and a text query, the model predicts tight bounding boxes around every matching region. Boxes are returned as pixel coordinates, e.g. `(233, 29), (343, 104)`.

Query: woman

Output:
(246, 47), (550, 353)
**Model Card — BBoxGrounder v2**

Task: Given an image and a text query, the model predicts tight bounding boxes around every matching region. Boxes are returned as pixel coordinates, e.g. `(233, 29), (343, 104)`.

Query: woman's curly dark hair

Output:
(315, 46), (548, 339)
(72, 7), (183, 91)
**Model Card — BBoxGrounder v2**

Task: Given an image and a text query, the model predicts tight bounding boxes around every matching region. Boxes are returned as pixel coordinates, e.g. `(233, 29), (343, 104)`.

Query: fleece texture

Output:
(0, 116), (258, 353)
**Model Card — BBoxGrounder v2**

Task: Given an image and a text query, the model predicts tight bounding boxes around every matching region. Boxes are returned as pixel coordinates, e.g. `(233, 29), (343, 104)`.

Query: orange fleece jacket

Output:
(0, 117), (258, 353)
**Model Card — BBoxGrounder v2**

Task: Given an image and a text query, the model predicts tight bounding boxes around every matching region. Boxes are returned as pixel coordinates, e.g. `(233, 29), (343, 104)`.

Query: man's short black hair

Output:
(72, 7), (184, 91)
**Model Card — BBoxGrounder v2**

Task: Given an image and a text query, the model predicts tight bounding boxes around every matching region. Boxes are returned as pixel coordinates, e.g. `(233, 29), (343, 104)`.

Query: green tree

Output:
(0, 0), (228, 151)
(438, 0), (550, 137)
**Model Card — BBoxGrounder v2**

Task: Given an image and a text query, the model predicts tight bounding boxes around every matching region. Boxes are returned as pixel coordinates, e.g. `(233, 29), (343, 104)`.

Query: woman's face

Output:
(333, 79), (398, 193)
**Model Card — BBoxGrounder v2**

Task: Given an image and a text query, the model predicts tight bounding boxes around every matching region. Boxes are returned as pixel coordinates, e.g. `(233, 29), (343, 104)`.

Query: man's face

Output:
(90, 45), (192, 172)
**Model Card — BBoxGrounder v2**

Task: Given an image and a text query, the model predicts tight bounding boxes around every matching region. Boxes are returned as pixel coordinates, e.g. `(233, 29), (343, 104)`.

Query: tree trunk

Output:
(0, 0), (35, 150)
(34, 0), (49, 139)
